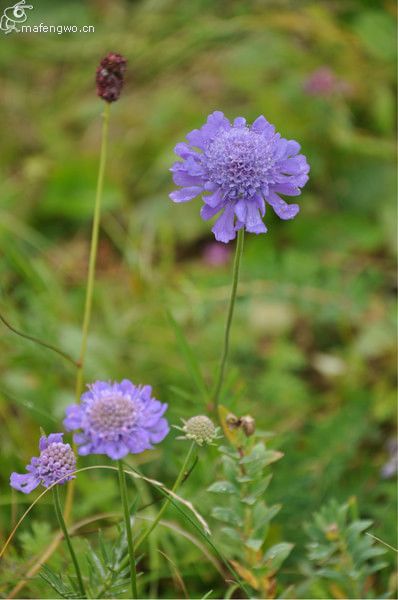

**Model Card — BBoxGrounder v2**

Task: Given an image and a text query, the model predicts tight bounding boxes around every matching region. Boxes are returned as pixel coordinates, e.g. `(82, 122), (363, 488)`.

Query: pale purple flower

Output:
(64, 380), (169, 460)
(304, 67), (337, 96)
(170, 111), (309, 243)
(10, 433), (76, 494)
(202, 242), (231, 266)
(304, 67), (351, 97)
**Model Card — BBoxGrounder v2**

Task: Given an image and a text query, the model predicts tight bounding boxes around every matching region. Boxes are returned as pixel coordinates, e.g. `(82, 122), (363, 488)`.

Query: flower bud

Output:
(241, 415), (256, 437)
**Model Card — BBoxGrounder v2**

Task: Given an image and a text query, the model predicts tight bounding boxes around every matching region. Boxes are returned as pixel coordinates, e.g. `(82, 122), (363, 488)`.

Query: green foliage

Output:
(0, 0), (396, 598)
(299, 499), (390, 599)
(209, 436), (292, 597)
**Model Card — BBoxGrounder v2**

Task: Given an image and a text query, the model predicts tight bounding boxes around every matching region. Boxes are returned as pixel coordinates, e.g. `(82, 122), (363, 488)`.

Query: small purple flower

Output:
(202, 241), (231, 267)
(303, 67), (351, 97)
(170, 111), (309, 243)
(64, 380), (169, 460)
(10, 433), (76, 494)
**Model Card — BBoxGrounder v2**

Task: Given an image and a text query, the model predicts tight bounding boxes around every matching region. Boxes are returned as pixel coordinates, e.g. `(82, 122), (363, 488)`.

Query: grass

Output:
(0, 0), (396, 598)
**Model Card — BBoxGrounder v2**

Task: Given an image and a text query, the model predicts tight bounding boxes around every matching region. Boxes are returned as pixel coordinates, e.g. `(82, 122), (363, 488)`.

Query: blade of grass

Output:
(166, 308), (209, 404)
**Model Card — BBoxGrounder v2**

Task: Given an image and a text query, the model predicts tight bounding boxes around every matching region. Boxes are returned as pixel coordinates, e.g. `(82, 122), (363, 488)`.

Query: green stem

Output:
(97, 445), (196, 598)
(212, 228), (245, 417)
(136, 442), (196, 548)
(118, 460), (138, 599)
(52, 487), (85, 598)
(0, 312), (78, 368)
(75, 102), (110, 401)
(64, 103), (110, 524)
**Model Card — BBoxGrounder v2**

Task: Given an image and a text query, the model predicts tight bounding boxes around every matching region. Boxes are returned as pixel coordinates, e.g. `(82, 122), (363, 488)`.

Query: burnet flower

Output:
(175, 415), (221, 446)
(64, 380), (169, 460)
(96, 52), (127, 103)
(170, 111), (310, 243)
(10, 433), (76, 494)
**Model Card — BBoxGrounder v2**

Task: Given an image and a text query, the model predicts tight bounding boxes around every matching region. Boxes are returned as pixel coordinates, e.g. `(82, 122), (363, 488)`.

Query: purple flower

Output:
(304, 67), (337, 96)
(170, 111), (310, 243)
(64, 380), (169, 460)
(202, 241), (231, 267)
(10, 433), (76, 494)
(303, 67), (351, 97)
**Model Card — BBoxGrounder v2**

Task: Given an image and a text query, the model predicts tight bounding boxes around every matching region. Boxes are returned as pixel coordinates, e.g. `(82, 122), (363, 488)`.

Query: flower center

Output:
(38, 442), (76, 484)
(203, 127), (274, 199)
(87, 394), (136, 439)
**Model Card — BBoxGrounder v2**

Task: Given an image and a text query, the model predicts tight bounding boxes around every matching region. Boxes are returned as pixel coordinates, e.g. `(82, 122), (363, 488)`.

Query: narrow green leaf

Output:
(166, 309), (208, 402)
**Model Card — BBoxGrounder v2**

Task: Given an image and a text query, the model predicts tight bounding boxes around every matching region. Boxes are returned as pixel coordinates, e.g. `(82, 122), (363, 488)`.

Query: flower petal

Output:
(201, 203), (223, 221)
(203, 188), (224, 208)
(105, 441), (129, 460)
(10, 472), (40, 494)
(64, 405), (82, 430)
(169, 186), (202, 203)
(212, 204), (236, 243)
(245, 201), (268, 234)
(266, 191), (300, 220)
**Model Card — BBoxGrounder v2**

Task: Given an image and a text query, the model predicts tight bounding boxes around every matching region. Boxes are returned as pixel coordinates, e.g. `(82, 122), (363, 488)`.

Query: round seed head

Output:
(182, 415), (218, 446)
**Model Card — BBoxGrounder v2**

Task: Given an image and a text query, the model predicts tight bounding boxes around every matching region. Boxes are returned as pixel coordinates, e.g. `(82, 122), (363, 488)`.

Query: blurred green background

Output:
(0, 0), (396, 598)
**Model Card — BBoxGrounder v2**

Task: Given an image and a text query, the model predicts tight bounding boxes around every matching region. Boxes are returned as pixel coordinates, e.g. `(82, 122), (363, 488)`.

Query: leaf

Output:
(245, 537), (263, 552)
(252, 502), (282, 533)
(230, 560), (259, 590)
(241, 474), (273, 505)
(218, 445), (240, 459)
(207, 480), (238, 495)
(40, 565), (79, 599)
(218, 404), (240, 446)
(240, 443), (283, 470)
(262, 542), (294, 573)
(221, 527), (243, 544)
(166, 309), (208, 402)
(211, 506), (243, 527)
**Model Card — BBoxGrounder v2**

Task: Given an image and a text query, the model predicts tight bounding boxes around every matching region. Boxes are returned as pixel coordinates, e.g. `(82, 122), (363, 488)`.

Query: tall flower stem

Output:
(96, 445), (196, 598)
(136, 442), (196, 548)
(118, 460), (138, 599)
(52, 486), (85, 598)
(75, 102), (110, 401)
(64, 103), (110, 522)
(212, 228), (245, 418)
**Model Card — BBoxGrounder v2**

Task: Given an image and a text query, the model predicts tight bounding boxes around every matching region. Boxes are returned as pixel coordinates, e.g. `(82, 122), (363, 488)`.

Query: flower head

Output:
(96, 52), (127, 103)
(10, 433), (76, 494)
(64, 380), (169, 460)
(170, 111), (310, 243)
(175, 415), (221, 446)
(303, 67), (350, 97)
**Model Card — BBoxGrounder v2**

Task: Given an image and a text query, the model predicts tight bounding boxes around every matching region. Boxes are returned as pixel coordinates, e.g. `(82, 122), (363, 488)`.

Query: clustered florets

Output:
(96, 52), (127, 103)
(10, 433), (76, 494)
(175, 415), (221, 446)
(64, 380), (169, 460)
(170, 111), (310, 242)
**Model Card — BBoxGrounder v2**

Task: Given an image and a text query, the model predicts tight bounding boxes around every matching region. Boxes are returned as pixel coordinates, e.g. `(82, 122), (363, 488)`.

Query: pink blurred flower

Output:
(202, 241), (231, 266)
(304, 67), (350, 97)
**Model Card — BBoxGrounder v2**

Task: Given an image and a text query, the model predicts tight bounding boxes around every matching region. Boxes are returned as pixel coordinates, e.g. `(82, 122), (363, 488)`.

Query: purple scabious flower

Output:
(170, 111), (310, 243)
(10, 433), (76, 494)
(64, 380), (169, 460)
